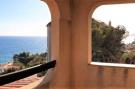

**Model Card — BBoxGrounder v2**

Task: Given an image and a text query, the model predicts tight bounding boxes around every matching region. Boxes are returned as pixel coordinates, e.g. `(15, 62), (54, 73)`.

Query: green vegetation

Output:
(13, 52), (48, 69)
(3, 67), (17, 74)
(13, 52), (48, 77)
(92, 18), (135, 64)
(121, 52), (135, 64)
(0, 52), (48, 76)
(92, 19), (126, 63)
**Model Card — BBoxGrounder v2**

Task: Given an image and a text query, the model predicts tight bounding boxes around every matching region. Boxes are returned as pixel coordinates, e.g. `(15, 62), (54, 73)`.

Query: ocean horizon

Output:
(0, 36), (47, 64)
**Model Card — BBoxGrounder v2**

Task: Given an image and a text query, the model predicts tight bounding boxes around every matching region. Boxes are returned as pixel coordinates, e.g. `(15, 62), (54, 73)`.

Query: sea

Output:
(0, 36), (47, 64)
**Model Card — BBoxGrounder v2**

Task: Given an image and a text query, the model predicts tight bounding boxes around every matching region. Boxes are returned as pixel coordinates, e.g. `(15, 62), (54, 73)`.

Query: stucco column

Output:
(48, 0), (72, 89)
(71, 0), (93, 88)
(43, 0), (93, 89)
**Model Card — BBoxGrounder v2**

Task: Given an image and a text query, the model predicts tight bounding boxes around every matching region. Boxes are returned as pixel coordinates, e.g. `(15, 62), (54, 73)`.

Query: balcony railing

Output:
(0, 60), (56, 86)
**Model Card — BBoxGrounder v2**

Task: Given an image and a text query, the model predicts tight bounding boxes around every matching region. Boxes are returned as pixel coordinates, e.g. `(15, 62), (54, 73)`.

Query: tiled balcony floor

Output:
(0, 74), (41, 89)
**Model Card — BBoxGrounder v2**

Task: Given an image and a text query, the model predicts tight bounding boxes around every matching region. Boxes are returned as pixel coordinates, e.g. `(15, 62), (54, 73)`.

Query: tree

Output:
(13, 52), (32, 67)
(13, 52), (47, 68)
(92, 19), (126, 63)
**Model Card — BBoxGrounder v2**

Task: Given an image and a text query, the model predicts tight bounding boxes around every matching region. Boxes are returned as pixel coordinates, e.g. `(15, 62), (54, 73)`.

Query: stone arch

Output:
(41, 0), (60, 62)
(31, 0), (60, 89)
(36, 0), (72, 89)
(43, 0), (60, 20)
(90, 0), (135, 16)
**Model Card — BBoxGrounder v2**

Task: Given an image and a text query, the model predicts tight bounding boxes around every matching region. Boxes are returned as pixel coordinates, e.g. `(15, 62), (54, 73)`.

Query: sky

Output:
(92, 3), (135, 44)
(0, 0), (51, 37)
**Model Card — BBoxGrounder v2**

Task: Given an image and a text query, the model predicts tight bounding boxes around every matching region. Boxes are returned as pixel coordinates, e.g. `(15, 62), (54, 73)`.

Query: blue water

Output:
(0, 36), (47, 64)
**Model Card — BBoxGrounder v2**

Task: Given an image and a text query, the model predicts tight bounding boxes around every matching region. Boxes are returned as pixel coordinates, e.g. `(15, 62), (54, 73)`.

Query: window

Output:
(92, 3), (135, 66)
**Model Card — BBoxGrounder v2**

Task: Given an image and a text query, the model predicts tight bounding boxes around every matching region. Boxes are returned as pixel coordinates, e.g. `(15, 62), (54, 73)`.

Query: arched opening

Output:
(90, 3), (135, 67)
(0, 0), (59, 88)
